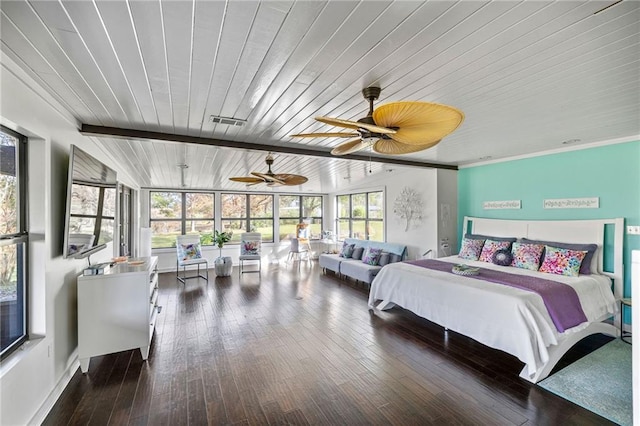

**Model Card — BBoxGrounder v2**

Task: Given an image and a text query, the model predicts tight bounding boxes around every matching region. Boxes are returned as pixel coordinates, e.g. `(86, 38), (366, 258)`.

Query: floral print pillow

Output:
(241, 240), (260, 255)
(479, 239), (512, 263)
(362, 247), (383, 265)
(539, 246), (587, 277)
(458, 238), (485, 260)
(178, 243), (202, 261)
(511, 242), (544, 271)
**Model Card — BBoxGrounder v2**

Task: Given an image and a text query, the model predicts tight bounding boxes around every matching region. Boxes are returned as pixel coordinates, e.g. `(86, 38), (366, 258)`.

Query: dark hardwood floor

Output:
(44, 261), (615, 425)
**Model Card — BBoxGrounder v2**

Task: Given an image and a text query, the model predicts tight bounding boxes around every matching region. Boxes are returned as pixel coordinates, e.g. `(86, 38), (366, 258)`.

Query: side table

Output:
(214, 256), (233, 277)
(621, 298), (632, 344)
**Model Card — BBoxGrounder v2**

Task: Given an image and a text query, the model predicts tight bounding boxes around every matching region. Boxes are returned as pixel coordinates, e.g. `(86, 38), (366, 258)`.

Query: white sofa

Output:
(318, 238), (407, 285)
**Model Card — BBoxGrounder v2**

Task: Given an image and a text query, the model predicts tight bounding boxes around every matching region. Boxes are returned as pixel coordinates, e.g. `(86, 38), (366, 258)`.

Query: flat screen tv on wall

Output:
(63, 145), (117, 259)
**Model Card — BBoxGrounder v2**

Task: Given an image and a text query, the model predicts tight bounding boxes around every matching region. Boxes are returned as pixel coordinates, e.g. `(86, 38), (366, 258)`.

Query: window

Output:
(149, 192), (214, 248)
(1, 126), (28, 360)
(278, 195), (322, 240)
(68, 180), (117, 247)
(336, 191), (384, 242)
(221, 193), (273, 243)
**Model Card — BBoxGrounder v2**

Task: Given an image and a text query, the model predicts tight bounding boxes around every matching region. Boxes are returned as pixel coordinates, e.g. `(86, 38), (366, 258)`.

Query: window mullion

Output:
(245, 194), (250, 233)
(351, 194), (354, 238)
(181, 193), (186, 235)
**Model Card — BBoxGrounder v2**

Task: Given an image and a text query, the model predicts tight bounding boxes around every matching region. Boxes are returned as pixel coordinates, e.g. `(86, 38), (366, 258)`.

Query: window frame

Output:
(336, 190), (384, 241)
(148, 191), (215, 248)
(221, 193), (274, 243)
(278, 195), (323, 240)
(0, 125), (29, 361)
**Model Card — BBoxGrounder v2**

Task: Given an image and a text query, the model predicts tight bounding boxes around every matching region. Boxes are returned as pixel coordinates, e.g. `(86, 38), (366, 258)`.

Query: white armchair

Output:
(176, 235), (209, 283)
(239, 232), (262, 275)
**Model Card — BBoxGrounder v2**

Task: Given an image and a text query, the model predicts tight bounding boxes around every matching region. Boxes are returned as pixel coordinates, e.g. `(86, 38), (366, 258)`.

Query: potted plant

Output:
(213, 229), (233, 257)
(212, 230), (233, 276)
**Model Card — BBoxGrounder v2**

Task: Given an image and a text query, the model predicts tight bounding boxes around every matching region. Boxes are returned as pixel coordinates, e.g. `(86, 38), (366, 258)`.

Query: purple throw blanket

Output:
(405, 259), (587, 332)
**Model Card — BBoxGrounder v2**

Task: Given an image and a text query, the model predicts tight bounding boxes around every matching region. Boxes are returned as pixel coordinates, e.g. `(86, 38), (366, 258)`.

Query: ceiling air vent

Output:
(209, 115), (247, 126)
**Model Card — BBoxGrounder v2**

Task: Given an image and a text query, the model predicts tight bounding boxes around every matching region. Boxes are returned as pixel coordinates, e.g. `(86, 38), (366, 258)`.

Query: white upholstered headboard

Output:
(462, 216), (624, 300)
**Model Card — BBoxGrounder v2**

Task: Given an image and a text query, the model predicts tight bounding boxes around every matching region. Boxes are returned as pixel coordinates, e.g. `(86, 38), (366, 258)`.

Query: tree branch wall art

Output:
(393, 187), (424, 232)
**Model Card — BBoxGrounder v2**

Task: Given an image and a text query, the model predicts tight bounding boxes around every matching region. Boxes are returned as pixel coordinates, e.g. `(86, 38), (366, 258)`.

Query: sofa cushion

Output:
(352, 246), (365, 260)
(362, 247), (383, 265)
(343, 238), (406, 258)
(318, 253), (343, 273)
(339, 260), (382, 284)
(339, 242), (355, 258)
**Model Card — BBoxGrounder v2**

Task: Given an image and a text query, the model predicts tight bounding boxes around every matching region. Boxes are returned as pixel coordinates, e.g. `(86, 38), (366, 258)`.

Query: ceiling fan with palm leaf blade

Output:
(290, 87), (464, 155)
(229, 153), (308, 187)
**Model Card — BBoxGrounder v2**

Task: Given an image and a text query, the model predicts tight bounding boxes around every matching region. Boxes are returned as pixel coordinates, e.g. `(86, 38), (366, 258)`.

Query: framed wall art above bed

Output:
(369, 216), (624, 383)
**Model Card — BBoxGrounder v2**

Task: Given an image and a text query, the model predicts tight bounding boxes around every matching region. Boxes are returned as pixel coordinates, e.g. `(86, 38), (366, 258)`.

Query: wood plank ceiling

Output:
(1, 0), (638, 192)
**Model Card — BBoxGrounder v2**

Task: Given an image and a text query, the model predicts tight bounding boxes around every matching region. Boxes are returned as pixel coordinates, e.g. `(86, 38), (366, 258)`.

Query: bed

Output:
(368, 216), (624, 383)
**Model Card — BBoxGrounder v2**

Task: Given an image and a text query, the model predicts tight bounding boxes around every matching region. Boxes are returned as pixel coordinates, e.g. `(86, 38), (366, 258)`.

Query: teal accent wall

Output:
(458, 141), (640, 323)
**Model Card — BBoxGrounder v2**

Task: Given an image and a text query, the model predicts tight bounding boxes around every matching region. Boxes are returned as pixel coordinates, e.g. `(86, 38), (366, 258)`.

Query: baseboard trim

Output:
(29, 352), (79, 425)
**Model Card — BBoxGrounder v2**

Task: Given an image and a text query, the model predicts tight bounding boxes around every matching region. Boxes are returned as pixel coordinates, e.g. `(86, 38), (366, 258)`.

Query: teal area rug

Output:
(539, 339), (632, 425)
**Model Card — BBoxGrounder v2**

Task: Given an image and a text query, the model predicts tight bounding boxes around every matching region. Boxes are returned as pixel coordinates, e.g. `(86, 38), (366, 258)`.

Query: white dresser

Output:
(77, 256), (159, 373)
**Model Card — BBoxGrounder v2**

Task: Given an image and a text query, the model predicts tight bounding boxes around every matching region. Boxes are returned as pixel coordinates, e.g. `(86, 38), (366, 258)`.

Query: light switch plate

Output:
(627, 225), (640, 235)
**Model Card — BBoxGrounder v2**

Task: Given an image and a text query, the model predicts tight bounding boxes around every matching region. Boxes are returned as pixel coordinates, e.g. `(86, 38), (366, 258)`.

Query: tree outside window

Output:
(279, 195), (322, 240)
(336, 191), (384, 241)
(221, 193), (274, 243)
(1, 126), (28, 360)
(149, 192), (214, 248)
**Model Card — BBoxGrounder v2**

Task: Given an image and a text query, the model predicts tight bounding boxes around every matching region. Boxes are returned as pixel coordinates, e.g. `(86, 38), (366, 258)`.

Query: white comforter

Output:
(368, 256), (616, 377)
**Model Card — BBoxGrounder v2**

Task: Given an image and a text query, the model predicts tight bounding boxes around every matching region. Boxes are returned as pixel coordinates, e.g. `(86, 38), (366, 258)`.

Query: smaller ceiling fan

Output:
(290, 87), (464, 155)
(229, 153), (308, 186)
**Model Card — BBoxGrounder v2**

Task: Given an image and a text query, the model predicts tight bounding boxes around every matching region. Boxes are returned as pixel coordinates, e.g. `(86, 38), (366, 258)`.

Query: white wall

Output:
(0, 54), (138, 425)
(328, 167), (457, 260)
(436, 169), (459, 256)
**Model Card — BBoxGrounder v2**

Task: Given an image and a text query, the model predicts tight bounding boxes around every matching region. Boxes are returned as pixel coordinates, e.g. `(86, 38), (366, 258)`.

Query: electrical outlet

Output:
(627, 225), (640, 235)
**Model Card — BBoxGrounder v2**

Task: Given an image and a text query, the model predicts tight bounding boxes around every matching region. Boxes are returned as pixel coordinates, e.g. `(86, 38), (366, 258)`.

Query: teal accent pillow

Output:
(362, 247), (383, 265)
(339, 242), (355, 258)
(178, 243), (202, 261)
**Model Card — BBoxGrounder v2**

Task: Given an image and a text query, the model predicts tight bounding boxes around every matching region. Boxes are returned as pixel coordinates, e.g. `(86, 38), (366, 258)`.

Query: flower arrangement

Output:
(213, 230), (233, 258)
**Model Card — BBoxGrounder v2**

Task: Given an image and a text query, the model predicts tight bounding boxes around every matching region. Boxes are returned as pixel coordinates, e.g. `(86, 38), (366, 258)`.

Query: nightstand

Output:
(621, 298), (632, 344)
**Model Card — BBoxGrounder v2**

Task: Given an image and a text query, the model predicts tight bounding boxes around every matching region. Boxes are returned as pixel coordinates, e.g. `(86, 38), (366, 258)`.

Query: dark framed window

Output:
(1, 126), (28, 360)
(278, 195), (322, 240)
(336, 191), (384, 242)
(221, 193), (273, 243)
(68, 182), (117, 247)
(149, 191), (214, 248)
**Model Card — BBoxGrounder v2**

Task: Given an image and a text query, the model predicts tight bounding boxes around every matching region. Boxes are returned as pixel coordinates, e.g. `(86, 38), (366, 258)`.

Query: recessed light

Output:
(561, 138), (581, 145)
